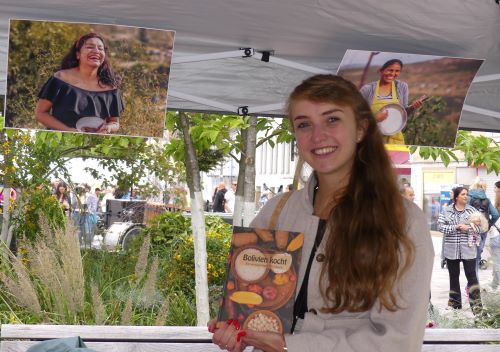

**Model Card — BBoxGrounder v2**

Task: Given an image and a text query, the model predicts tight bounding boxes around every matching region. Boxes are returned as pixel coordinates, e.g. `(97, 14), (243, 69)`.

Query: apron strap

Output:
(268, 191), (293, 230)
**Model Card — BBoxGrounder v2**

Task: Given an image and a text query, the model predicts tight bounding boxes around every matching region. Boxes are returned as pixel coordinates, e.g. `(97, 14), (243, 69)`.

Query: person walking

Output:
(468, 177), (499, 274)
(212, 182), (227, 213)
(224, 181), (237, 213)
(438, 187), (483, 314)
(487, 180), (500, 290)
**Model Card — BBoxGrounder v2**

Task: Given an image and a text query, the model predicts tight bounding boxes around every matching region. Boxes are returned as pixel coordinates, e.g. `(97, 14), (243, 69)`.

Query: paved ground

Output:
(429, 231), (496, 318)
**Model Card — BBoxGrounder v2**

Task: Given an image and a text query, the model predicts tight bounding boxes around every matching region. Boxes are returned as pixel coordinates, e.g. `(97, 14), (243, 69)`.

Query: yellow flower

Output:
(9, 313), (19, 324)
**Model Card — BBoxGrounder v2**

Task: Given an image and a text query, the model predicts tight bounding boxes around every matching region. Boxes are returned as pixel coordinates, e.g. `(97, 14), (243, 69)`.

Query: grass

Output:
(0, 217), (224, 326)
(427, 289), (500, 329)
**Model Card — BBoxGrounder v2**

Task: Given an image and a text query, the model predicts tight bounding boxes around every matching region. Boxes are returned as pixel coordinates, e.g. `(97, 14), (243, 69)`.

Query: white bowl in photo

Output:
(76, 116), (105, 133)
(377, 104), (407, 135)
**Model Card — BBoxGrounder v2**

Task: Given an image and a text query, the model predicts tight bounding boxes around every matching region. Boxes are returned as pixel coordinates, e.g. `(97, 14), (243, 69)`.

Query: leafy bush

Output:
(132, 212), (232, 293)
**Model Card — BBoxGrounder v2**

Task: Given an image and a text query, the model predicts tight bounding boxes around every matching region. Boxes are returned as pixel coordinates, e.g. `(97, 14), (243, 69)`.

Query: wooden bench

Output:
(1, 324), (499, 351)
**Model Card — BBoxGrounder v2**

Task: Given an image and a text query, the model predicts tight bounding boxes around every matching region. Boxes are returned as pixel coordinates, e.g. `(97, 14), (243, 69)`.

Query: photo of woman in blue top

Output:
(35, 32), (124, 134)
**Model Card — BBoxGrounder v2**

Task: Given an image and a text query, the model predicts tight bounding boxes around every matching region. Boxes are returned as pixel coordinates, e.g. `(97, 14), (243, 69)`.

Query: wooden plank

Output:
(424, 329), (500, 343)
(0, 325), (211, 341)
(422, 345), (500, 352)
(1, 341), (498, 352)
(0, 341), (223, 352)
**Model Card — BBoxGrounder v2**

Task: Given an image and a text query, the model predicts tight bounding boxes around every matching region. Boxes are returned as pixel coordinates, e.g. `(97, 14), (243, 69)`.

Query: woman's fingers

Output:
(207, 319), (217, 333)
(212, 320), (243, 351)
(239, 329), (286, 351)
(375, 110), (389, 122)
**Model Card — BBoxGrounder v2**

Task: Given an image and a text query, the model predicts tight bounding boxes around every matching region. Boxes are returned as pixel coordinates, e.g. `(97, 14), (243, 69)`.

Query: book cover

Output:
(217, 226), (303, 334)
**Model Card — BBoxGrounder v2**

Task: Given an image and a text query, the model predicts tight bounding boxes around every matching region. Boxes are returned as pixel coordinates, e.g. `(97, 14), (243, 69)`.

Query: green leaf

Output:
(118, 138), (129, 148)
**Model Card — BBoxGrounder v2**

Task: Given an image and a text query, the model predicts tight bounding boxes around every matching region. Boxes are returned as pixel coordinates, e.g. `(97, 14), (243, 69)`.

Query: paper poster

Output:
(4, 19), (175, 138)
(337, 50), (483, 148)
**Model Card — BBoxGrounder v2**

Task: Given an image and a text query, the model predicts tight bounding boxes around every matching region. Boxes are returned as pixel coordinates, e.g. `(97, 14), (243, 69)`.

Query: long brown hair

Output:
(60, 33), (121, 88)
(287, 74), (415, 313)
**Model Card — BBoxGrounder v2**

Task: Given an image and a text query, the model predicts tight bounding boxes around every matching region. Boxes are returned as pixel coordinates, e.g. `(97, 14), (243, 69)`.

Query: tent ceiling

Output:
(1, 0), (499, 131)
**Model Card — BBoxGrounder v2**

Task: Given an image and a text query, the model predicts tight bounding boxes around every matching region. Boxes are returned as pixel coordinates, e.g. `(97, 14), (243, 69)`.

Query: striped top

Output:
(438, 204), (477, 260)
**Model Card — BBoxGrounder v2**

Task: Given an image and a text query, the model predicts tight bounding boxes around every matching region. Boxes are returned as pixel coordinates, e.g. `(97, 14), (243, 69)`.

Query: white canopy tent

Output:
(1, 0), (499, 131)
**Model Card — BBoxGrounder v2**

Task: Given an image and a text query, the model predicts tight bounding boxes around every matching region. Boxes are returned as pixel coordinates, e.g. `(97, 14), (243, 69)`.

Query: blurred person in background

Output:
(400, 183), (415, 202)
(224, 181), (237, 213)
(468, 177), (499, 274)
(438, 187), (483, 314)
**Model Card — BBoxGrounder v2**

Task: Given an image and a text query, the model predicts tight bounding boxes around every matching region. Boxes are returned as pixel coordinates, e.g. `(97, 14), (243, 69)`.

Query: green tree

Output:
(410, 130), (500, 174)
(0, 129), (178, 244)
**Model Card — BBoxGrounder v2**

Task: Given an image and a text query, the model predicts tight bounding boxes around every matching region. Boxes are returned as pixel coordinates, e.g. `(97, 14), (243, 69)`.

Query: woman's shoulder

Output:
(464, 204), (478, 213)
(251, 189), (309, 228)
(360, 81), (376, 91)
(395, 80), (408, 89)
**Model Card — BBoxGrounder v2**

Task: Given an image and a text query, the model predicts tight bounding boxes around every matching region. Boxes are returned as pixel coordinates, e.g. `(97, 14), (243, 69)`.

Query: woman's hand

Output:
(456, 223), (470, 232)
(209, 319), (247, 352)
(410, 95), (428, 111)
(97, 121), (119, 134)
(240, 330), (287, 352)
(374, 109), (389, 122)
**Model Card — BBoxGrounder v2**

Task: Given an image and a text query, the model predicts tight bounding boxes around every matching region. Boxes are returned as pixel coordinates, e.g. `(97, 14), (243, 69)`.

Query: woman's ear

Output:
(357, 119), (369, 142)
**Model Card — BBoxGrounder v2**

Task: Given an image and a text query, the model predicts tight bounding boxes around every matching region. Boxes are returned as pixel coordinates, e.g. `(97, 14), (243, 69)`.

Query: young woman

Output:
(209, 74), (434, 352)
(489, 180), (500, 290)
(35, 32), (123, 133)
(468, 177), (499, 275)
(360, 59), (425, 145)
(55, 182), (71, 216)
(438, 187), (483, 313)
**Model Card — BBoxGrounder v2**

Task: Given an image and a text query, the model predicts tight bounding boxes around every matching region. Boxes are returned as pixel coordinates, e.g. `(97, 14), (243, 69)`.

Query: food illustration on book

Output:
(217, 226), (303, 334)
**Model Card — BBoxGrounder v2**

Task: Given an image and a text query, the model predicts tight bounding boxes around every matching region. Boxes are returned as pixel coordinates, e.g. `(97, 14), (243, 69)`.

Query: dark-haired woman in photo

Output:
(209, 75), (434, 352)
(438, 187), (483, 313)
(35, 32), (124, 133)
(360, 59), (425, 145)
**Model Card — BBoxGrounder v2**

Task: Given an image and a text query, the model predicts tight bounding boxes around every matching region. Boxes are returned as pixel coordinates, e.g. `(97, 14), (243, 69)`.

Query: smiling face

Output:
(77, 37), (106, 68)
(291, 99), (365, 185)
(379, 63), (401, 84)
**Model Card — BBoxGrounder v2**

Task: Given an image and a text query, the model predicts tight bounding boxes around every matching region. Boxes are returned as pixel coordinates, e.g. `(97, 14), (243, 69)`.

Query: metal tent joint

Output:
(260, 50), (273, 62)
(240, 47), (254, 58)
(237, 106), (249, 116)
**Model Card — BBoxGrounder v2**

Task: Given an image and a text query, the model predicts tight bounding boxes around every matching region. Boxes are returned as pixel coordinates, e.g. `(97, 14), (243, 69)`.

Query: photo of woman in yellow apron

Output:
(360, 59), (425, 145)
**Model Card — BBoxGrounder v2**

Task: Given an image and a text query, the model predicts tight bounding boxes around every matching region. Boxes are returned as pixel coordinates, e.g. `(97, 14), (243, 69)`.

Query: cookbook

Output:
(217, 226), (303, 334)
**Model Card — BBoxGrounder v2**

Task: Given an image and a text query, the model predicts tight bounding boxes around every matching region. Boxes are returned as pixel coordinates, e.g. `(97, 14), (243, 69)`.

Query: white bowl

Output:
(377, 104), (407, 135)
(76, 116), (105, 132)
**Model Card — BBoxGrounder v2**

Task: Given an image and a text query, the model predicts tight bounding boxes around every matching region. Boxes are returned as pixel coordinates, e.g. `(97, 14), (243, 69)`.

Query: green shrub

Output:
(132, 212), (232, 294)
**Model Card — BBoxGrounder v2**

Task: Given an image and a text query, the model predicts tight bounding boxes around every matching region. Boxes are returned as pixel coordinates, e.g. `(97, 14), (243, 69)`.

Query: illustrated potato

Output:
(230, 291), (263, 305)
(272, 273), (289, 286)
(255, 228), (274, 242)
(275, 230), (289, 249)
(232, 232), (258, 247)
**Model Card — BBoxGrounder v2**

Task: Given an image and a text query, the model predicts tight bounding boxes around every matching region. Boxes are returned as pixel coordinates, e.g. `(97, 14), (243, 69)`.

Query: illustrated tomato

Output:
(262, 286), (278, 300)
(248, 284), (263, 294)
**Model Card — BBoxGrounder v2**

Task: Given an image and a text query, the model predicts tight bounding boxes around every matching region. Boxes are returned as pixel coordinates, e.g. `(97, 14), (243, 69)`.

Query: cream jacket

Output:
(250, 175), (434, 352)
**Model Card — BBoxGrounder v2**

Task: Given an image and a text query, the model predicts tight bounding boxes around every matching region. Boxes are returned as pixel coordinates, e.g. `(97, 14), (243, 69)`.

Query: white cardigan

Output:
(250, 175), (434, 352)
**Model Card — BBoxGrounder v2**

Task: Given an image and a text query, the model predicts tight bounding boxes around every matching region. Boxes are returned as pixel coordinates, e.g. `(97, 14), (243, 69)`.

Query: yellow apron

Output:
(371, 80), (405, 145)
